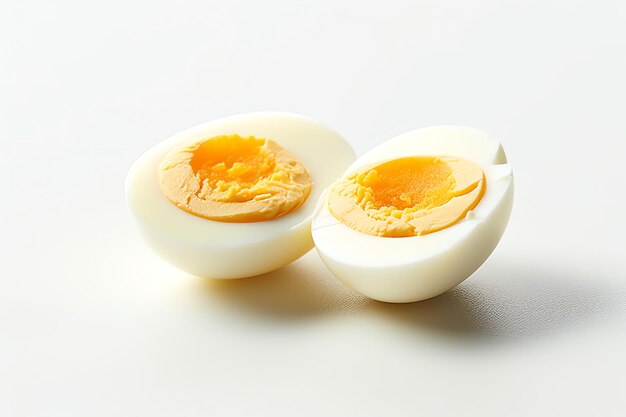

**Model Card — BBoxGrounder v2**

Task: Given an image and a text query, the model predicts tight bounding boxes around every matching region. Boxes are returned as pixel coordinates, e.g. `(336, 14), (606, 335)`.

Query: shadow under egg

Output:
(184, 253), (373, 320)
(371, 259), (626, 343)
(172, 253), (626, 343)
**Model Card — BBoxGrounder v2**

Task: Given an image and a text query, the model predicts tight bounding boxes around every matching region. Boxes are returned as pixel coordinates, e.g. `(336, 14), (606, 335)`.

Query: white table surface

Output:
(2, 1), (626, 415)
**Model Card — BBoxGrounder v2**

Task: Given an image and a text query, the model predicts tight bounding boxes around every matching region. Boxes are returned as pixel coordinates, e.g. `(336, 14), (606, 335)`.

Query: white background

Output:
(2, 1), (626, 416)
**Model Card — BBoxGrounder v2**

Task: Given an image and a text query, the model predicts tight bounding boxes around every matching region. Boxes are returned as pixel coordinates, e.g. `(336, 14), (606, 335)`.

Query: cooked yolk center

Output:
(158, 134), (312, 222)
(328, 156), (485, 237)
(190, 135), (276, 188)
(357, 157), (455, 211)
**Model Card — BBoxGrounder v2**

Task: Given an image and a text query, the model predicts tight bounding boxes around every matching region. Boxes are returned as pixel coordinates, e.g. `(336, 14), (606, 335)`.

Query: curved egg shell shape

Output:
(126, 112), (356, 279)
(312, 126), (513, 303)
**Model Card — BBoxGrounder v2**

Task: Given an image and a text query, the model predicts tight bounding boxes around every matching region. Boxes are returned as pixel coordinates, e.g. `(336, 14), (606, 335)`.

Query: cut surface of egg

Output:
(126, 112), (355, 279)
(312, 126), (513, 303)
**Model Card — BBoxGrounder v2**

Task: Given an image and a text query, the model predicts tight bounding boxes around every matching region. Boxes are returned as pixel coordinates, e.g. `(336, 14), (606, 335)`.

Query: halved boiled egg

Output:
(312, 126), (513, 303)
(126, 112), (355, 279)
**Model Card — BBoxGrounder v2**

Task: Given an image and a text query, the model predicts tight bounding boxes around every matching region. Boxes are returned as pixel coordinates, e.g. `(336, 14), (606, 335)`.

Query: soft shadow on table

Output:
(182, 254), (626, 342)
(373, 266), (626, 342)
(187, 255), (373, 320)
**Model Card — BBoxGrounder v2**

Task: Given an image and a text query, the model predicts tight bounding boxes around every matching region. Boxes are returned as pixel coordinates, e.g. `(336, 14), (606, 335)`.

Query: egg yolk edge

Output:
(158, 134), (313, 222)
(328, 156), (485, 237)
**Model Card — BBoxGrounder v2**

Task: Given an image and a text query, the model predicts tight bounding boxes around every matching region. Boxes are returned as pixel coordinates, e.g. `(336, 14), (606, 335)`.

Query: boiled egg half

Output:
(312, 126), (513, 303)
(126, 112), (355, 278)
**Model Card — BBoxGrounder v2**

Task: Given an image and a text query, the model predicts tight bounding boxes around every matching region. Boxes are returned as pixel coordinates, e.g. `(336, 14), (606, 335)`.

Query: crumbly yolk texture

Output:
(328, 156), (485, 237)
(159, 134), (312, 222)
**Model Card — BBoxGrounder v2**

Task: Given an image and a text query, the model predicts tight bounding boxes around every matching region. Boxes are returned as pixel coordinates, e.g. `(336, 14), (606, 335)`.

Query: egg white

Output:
(311, 126), (514, 303)
(126, 112), (355, 279)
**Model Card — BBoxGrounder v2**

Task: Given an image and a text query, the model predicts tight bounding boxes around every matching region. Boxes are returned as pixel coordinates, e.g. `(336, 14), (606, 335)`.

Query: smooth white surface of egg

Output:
(126, 112), (355, 279)
(312, 126), (514, 303)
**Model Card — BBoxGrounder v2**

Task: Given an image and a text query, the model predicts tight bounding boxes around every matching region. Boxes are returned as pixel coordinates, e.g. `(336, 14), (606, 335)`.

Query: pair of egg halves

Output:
(126, 112), (513, 303)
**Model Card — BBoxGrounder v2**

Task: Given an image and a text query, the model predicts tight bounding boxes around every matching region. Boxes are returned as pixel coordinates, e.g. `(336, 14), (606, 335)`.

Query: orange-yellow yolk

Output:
(158, 134), (312, 222)
(328, 156), (485, 237)
(190, 135), (276, 190)
(357, 157), (456, 211)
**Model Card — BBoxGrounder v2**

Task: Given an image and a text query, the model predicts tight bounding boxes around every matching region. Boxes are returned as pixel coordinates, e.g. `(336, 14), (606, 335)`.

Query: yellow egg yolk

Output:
(159, 134), (312, 222)
(189, 135), (277, 199)
(328, 156), (485, 237)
